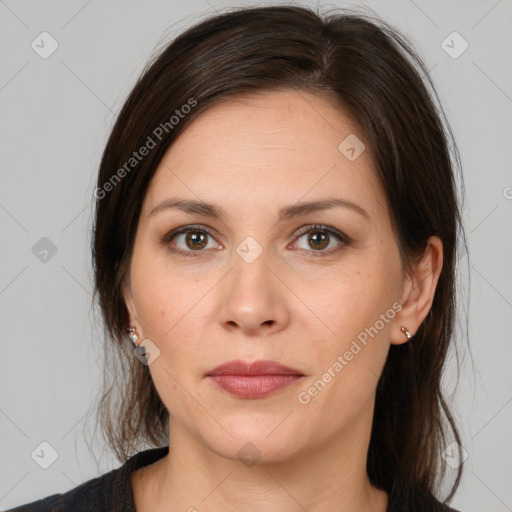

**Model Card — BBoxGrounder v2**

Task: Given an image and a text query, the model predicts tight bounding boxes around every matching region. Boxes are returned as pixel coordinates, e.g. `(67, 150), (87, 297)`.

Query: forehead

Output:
(143, 89), (387, 223)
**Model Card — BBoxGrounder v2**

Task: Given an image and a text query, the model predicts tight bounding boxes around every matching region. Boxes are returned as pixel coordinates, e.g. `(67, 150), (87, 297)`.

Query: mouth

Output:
(206, 359), (305, 399)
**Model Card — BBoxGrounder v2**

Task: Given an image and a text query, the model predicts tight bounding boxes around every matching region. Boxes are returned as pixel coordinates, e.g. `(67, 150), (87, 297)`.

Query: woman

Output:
(9, 5), (466, 512)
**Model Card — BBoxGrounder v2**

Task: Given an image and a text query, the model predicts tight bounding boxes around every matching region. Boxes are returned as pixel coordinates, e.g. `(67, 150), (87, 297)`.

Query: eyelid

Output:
(290, 224), (351, 256)
(159, 224), (219, 246)
(158, 224), (222, 258)
(293, 224), (351, 244)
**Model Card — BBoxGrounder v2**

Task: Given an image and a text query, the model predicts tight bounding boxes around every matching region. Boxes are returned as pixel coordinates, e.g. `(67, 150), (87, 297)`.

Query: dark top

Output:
(6, 445), (461, 511)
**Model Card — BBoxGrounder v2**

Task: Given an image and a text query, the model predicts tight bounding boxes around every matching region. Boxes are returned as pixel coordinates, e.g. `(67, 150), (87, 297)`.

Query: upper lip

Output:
(206, 359), (304, 376)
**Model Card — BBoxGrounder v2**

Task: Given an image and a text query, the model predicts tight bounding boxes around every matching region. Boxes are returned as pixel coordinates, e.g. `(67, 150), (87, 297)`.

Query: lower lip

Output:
(208, 374), (304, 399)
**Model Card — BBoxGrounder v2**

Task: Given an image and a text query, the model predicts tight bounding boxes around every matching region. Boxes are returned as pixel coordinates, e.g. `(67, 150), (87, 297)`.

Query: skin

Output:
(123, 89), (443, 512)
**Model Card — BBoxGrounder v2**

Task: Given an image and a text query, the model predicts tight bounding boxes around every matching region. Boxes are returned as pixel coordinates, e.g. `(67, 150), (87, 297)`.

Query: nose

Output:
(217, 249), (290, 337)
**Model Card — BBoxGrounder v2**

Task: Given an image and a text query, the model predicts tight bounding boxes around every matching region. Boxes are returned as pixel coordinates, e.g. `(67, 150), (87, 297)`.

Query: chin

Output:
(199, 419), (308, 466)
(217, 438), (299, 466)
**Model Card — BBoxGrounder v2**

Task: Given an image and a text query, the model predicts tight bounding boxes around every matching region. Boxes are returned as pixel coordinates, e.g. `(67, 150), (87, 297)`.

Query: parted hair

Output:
(90, 5), (466, 507)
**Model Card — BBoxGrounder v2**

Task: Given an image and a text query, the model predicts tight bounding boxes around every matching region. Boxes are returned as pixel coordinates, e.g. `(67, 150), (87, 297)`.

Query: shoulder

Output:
(4, 477), (104, 512)
(5, 446), (169, 512)
(5, 470), (112, 512)
(5, 494), (59, 512)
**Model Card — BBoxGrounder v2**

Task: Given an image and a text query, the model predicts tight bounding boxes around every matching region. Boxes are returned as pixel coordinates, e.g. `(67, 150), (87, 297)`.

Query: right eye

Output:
(159, 225), (222, 257)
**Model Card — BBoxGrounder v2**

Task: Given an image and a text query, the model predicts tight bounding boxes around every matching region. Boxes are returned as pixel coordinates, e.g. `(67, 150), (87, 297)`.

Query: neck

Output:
(133, 410), (388, 512)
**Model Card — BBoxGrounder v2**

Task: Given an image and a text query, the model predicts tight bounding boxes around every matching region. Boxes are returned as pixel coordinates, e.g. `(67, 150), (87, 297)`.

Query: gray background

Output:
(1, 0), (511, 510)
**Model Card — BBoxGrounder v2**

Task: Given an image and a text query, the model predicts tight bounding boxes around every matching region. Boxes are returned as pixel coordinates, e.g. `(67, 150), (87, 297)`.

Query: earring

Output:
(400, 326), (412, 339)
(127, 325), (139, 346)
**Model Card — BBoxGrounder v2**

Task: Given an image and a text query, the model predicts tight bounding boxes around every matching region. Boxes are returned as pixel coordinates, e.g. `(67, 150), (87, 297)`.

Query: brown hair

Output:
(89, 4), (466, 506)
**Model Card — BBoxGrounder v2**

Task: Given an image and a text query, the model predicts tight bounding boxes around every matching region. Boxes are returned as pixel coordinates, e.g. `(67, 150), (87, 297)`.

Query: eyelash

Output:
(159, 224), (351, 258)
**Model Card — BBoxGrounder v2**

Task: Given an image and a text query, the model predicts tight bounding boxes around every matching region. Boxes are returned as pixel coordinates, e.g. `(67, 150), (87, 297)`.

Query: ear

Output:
(391, 236), (443, 345)
(122, 275), (142, 335)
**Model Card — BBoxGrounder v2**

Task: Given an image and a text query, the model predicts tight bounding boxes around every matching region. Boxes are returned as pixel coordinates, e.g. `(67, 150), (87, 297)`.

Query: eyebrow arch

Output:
(149, 197), (370, 221)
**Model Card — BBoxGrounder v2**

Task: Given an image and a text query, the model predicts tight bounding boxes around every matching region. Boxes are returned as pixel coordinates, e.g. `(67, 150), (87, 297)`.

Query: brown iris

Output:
(186, 231), (208, 250)
(307, 230), (329, 250)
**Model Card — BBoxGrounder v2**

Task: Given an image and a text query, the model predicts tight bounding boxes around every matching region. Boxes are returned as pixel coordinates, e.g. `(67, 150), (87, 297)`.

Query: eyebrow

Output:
(149, 197), (370, 221)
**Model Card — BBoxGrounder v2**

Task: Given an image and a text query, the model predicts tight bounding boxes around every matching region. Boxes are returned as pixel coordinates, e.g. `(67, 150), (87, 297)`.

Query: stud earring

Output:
(127, 325), (139, 346)
(400, 326), (412, 339)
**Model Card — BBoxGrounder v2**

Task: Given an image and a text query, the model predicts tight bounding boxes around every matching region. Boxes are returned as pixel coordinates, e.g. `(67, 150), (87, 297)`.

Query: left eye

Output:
(291, 224), (350, 256)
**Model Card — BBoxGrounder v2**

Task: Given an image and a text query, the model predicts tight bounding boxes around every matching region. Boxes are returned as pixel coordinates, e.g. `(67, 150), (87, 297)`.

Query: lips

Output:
(206, 359), (303, 377)
(206, 360), (305, 399)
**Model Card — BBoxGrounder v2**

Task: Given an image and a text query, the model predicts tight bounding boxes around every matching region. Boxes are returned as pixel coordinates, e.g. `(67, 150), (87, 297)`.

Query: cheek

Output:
(296, 261), (399, 397)
(129, 266), (213, 418)
(129, 252), (217, 377)
(297, 260), (397, 343)
(130, 242), (202, 335)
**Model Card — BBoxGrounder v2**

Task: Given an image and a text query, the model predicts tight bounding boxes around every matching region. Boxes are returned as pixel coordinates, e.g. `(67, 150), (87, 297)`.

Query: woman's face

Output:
(124, 89), (411, 463)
